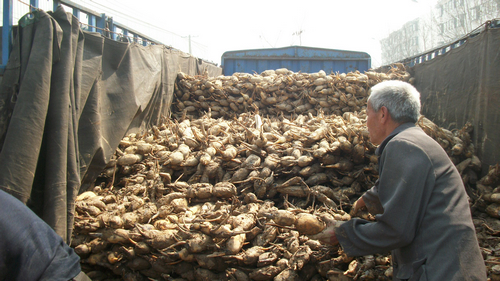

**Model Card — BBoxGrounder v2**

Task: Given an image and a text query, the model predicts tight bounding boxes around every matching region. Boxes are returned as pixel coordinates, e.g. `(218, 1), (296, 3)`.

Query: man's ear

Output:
(379, 106), (390, 124)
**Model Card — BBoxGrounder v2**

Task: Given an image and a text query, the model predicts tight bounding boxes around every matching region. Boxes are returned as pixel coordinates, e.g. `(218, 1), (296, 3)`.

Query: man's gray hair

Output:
(367, 80), (421, 123)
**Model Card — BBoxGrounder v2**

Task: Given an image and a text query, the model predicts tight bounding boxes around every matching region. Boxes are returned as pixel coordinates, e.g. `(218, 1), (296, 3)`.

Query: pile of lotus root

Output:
(73, 65), (500, 281)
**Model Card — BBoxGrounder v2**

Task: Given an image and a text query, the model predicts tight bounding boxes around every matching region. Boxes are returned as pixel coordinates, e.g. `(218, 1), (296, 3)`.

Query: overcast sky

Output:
(68, 0), (438, 68)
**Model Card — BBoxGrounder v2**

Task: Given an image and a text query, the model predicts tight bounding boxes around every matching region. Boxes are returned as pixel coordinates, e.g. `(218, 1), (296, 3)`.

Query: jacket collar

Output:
(375, 123), (416, 156)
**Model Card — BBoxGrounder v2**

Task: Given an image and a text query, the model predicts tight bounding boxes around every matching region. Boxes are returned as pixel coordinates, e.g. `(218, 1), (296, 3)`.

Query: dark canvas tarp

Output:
(0, 7), (221, 242)
(410, 26), (500, 174)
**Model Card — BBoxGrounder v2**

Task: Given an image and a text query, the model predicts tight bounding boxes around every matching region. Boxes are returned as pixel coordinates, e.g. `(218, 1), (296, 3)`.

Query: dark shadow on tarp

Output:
(0, 7), (221, 243)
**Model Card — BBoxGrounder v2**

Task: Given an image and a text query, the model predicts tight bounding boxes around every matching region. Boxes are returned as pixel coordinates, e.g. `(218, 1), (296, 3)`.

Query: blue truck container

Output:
(221, 46), (371, 76)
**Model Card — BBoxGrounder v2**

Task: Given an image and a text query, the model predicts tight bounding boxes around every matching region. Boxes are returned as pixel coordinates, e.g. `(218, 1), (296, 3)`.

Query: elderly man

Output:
(311, 80), (486, 280)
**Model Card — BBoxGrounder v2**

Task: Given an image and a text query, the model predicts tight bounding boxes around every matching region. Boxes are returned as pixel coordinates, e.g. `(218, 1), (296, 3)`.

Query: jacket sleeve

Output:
(0, 189), (81, 281)
(362, 181), (384, 215)
(335, 139), (434, 257)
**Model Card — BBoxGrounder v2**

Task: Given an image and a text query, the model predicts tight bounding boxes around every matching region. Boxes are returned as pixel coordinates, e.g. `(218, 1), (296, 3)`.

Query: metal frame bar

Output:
(1, 0), (13, 71)
(96, 13), (105, 35)
(400, 19), (499, 67)
(58, 0), (160, 44)
(30, 0), (38, 10)
(88, 14), (96, 32)
(0, 0), (165, 73)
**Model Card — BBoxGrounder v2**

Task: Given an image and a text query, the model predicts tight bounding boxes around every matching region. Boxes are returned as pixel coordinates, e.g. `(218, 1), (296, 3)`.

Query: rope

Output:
(16, 0), (41, 11)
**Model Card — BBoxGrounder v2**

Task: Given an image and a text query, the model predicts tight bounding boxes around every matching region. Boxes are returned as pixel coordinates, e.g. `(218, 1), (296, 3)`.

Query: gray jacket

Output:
(335, 123), (486, 280)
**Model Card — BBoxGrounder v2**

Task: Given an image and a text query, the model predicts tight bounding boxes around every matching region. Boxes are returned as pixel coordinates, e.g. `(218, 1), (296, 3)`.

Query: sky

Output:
(68, 0), (438, 68)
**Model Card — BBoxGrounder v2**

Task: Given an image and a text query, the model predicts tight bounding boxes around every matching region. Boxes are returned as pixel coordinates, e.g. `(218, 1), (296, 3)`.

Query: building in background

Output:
(381, 18), (428, 66)
(381, 0), (500, 65)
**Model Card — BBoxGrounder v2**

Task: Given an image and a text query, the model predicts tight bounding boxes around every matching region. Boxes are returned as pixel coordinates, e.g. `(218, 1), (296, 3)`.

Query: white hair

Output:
(367, 80), (421, 123)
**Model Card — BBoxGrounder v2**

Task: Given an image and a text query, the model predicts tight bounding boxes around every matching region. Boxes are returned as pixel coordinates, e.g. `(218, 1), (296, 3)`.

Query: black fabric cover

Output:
(0, 7), (221, 242)
(410, 26), (500, 174)
(0, 189), (81, 281)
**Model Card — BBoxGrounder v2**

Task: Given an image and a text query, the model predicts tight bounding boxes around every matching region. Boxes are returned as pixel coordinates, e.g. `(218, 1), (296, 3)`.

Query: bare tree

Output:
(381, 0), (500, 65)
(419, 15), (436, 51)
(435, 0), (500, 43)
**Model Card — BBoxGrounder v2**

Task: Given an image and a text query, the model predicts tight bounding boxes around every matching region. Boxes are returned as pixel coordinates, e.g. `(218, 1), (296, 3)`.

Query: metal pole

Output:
(88, 14), (96, 32)
(2, 0), (13, 67)
(73, 8), (80, 20)
(123, 29), (129, 42)
(53, 0), (60, 12)
(30, 0), (38, 11)
(96, 13), (106, 35)
(108, 17), (116, 40)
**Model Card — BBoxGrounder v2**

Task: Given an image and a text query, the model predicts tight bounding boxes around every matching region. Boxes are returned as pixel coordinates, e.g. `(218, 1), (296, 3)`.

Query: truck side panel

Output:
(221, 46), (371, 75)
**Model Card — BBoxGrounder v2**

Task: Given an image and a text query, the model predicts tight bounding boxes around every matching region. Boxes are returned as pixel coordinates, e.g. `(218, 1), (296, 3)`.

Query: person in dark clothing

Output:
(310, 80), (486, 280)
(0, 188), (86, 281)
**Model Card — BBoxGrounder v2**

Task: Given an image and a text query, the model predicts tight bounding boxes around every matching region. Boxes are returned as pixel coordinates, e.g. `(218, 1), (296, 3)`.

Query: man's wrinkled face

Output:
(366, 102), (384, 145)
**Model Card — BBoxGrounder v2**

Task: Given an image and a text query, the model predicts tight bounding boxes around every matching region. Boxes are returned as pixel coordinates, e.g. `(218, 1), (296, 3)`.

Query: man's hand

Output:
(350, 197), (367, 217)
(308, 217), (339, 245)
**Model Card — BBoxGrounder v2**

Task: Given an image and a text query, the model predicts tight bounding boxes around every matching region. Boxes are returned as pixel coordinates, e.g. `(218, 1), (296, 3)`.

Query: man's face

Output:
(366, 102), (384, 145)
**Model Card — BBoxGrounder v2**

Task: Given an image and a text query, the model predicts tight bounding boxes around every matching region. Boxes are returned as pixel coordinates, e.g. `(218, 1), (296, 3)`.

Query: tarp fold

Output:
(0, 7), (221, 242)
